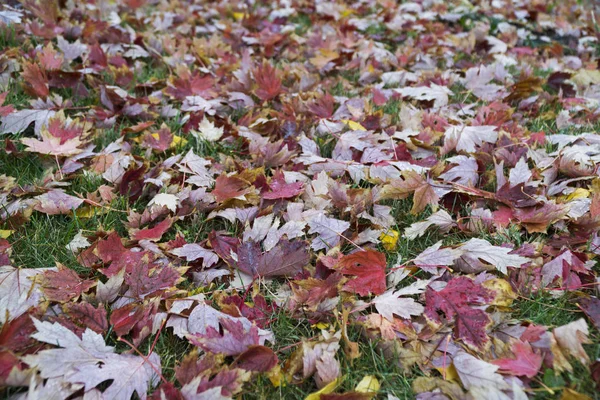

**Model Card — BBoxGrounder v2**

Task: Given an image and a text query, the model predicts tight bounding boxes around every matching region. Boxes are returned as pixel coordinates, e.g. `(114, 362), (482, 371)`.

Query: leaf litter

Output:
(1, 0), (600, 399)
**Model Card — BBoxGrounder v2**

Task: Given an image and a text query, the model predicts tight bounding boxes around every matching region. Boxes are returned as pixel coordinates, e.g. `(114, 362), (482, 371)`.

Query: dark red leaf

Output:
(232, 345), (278, 372)
(336, 249), (387, 296)
(39, 266), (96, 303)
(425, 277), (494, 350)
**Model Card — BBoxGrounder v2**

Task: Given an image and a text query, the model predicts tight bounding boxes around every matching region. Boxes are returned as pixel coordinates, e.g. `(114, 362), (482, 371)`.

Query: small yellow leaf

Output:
(341, 119), (366, 131)
(305, 378), (340, 400)
(267, 364), (283, 387)
(311, 322), (329, 330)
(74, 206), (102, 219)
(483, 278), (517, 308)
(0, 229), (13, 239)
(434, 363), (459, 382)
(379, 230), (399, 251)
(340, 8), (354, 18)
(566, 188), (590, 201)
(560, 388), (592, 400)
(355, 375), (380, 394)
(232, 12), (245, 21)
(171, 135), (187, 148)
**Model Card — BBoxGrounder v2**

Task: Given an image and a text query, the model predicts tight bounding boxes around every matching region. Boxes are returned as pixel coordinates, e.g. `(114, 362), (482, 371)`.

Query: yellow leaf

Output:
(311, 322), (329, 330)
(434, 363), (459, 382)
(267, 364), (284, 387)
(305, 378), (340, 400)
(560, 388), (592, 400)
(483, 278), (517, 308)
(379, 230), (399, 251)
(171, 135), (187, 148)
(341, 119), (366, 131)
(0, 229), (13, 239)
(355, 375), (380, 394)
(232, 12), (245, 21)
(340, 8), (354, 18)
(74, 206), (102, 219)
(566, 188), (590, 201)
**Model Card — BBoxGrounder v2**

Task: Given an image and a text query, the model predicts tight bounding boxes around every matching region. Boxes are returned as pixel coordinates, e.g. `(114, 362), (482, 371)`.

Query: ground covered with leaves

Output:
(2, 0), (600, 399)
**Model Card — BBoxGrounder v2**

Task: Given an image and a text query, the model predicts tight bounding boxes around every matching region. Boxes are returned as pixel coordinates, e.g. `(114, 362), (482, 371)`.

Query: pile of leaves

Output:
(2, 0), (600, 399)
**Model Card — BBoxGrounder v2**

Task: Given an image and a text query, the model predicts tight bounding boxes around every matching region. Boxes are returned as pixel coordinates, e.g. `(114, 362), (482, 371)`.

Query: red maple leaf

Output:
(63, 303), (108, 334)
(211, 174), (250, 203)
(0, 93), (14, 117)
(262, 171), (304, 200)
(132, 218), (174, 242)
(125, 257), (181, 298)
(39, 265), (96, 303)
(22, 61), (49, 99)
(425, 277), (494, 350)
(232, 345), (278, 372)
(188, 318), (261, 356)
(335, 249), (387, 296)
(253, 62), (283, 102)
(142, 124), (173, 152)
(236, 240), (309, 278)
(110, 300), (159, 344)
(492, 340), (543, 378)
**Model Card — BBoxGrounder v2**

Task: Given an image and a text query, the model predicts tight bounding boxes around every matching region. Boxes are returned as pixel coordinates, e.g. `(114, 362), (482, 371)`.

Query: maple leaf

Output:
(0, 266), (45, 323)
(291, 272), (343, 311)
(459, 238), (529, 275)
(382, 171), (449, 215)
(171, 243), (219, 268)
(39, 265), (96, 303)
(464, 65), (505, 101)
(513, 201), (569, 233)
(125, 258), (181, 298)
(453, 351), (508, 390)
(0, 92), (14, 117)
(553, 319), (591, 367)
(492, 340), (542, 378)
(404, 210), (455, 240)
(541, 249), (588, 287)
(148, 193), (179, 213)
(413, 241), (463, 274)
(33, 190), (84, 215)
(443, 125), (498, 153)
(211, 174), (251, 203)
(439, 155), (479, 187)
(132, 218), (174, 242)
(62, 303), (108, 334)
(22, 61), (49, 98)
(109, 301), (158, 343)
(23, 319), (161, 400)
(394, 84), (452, 109)
(425, 277), (494, 350)
(336, 249), (387, 296)
(371, 289), (424, 321)
(232, 345), (279, 372)
(21, 111), (90, 156)
(301, 330), (341, 385)
(66, 230), (91, 253)
(188, 318), (262, 356)
(236, 239), (309, 278)
(579, 297), (600, 330)
(192, 117), (224, 142)
(0, 109), (55, 135)
(263, 171), (304, 199)
(253, 62), (283, 101)
(307, 213), (350, 251)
